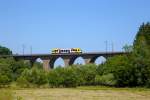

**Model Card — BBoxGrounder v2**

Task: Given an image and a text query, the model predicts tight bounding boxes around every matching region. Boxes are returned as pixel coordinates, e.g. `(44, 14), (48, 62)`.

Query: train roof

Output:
(52, 48), (81, 50)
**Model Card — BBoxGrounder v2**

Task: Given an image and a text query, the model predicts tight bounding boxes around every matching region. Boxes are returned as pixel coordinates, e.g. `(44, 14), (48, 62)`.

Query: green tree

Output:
(10, 60), (31, 81)
(97, 55), (134, 87)
(134, 22), (150, 49)
(103, 22), (150, 87)
(0, 45), (12, 55)
(132, 22), (150, 87)
(0, 58), (13, 85)
(0, 58), (31, 85)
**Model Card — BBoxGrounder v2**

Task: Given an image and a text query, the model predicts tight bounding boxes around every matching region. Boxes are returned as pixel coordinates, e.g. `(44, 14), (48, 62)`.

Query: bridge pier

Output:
(84, 58), (92, 64)
(83, 56), (95, 64)
(62, 56), (75, 67)
(43, 59), (50, 70)
(63, 59), (71, 67)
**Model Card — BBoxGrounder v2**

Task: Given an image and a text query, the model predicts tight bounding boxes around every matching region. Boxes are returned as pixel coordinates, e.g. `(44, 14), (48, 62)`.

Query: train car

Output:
(70, 48), (82, 53)
(51, 48), (82, 54)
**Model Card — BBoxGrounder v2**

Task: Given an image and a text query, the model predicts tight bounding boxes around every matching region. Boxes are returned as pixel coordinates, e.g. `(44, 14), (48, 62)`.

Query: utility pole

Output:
(112, 42), (114, 52)
(22, 44), (25, 55)
(105, 41), (108, 53)
(30, 46), (32, 55)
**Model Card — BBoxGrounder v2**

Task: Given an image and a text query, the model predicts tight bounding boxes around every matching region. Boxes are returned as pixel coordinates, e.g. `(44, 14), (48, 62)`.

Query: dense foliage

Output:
(0, 58), (31, 86)
(98, 23), (150, 87)
(0, 23), (150, 88)
(0, 45), (12, 55)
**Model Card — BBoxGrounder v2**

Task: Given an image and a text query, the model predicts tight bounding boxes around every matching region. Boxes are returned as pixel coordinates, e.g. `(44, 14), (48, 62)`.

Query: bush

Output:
(17, 68), (48, 87)
(95, 73), (116, 86)
(10, 60), (31, 81)
(16, 75), (30, 88)
(48, 69), (63, 87)
(48, 67), (80, 87)
(0, 58), (31, 84)
(0, 74), (11, 86)
(61, 67), (80, 87)
(75, 64), (97, 85)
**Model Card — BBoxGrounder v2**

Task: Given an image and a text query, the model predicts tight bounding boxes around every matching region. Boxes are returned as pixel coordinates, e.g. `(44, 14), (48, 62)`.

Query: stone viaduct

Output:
(0, 52), (127, 70)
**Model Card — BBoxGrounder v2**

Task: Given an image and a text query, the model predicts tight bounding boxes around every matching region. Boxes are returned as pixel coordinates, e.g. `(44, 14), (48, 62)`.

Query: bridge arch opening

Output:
(53, 57), (65, 68)
(34, 58), (43, 68)
(73, 57), (85, 65)
(35, 58), (43, 63)
(94, 56), (106, 65)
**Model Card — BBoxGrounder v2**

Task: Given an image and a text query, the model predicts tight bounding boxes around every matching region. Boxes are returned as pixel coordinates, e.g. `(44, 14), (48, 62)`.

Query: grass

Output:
(0, 89), (14, 100)
(1, 86), (150, 100)
(77, 86), (150, 91)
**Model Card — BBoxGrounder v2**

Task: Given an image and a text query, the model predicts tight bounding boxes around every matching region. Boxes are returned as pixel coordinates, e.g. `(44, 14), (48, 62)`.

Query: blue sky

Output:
(0, 0), (150, 54)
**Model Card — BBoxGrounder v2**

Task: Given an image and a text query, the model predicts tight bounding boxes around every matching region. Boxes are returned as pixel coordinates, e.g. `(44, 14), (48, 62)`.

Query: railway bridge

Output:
(0, 52), (127, 70)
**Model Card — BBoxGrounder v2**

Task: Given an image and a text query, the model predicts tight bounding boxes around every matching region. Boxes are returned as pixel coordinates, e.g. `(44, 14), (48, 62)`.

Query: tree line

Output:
(0, 23), (150, 88)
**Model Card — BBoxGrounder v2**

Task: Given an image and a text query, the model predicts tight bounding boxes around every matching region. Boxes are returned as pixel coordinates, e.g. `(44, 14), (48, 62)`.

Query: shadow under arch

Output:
(53, 57), (65, 68)
(91, 56), (106, 65)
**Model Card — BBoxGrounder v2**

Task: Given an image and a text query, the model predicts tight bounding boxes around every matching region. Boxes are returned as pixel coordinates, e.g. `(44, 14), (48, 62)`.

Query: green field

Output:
(1, 86), (150, 100)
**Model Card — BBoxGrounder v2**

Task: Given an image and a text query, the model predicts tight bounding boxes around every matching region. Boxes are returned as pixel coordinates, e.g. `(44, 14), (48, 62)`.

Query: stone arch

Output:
(91, 56), (106, 65)
(53, 57), (65, 68)
(72, 56), (85, 65)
